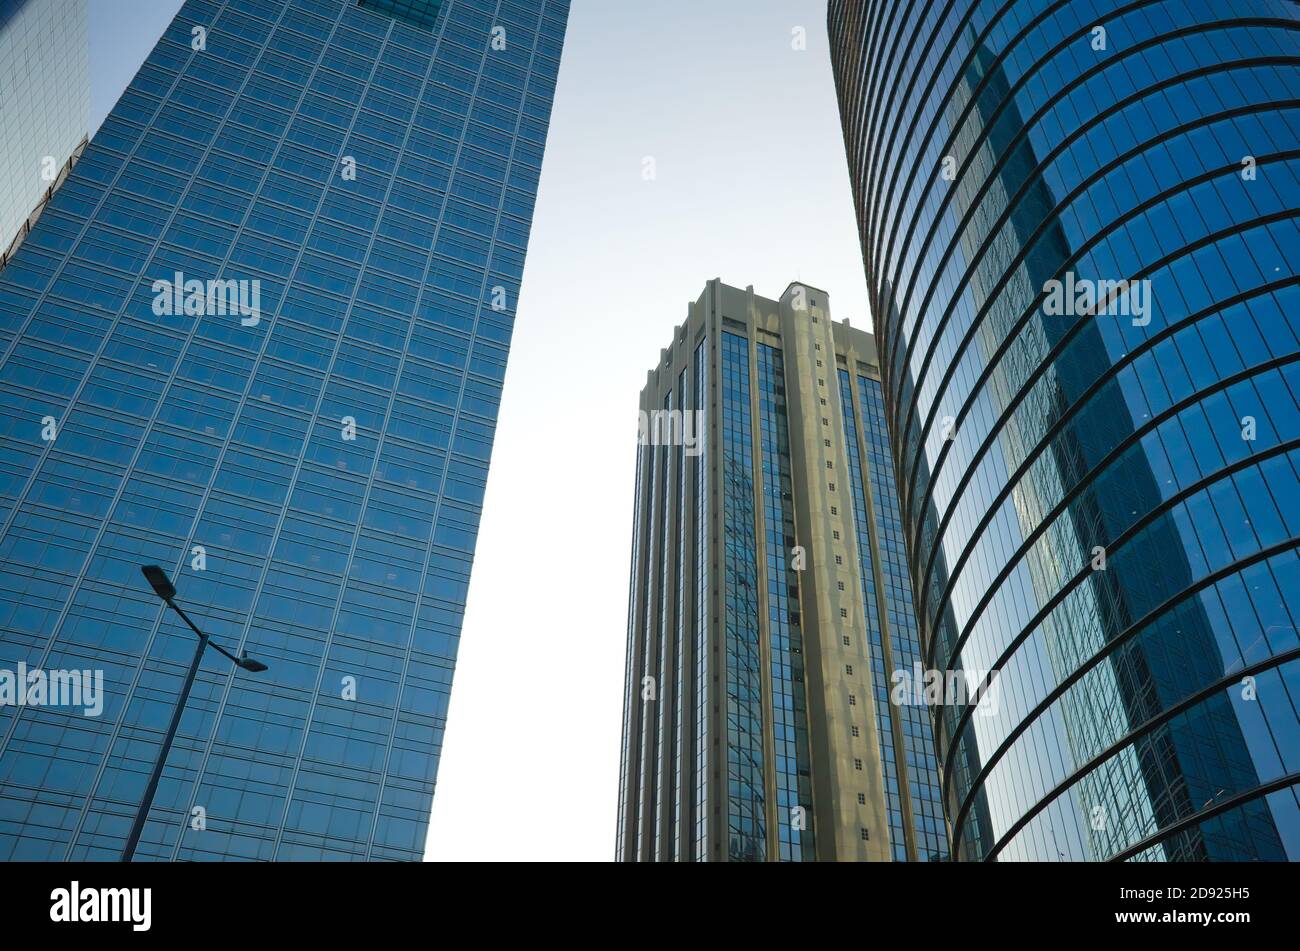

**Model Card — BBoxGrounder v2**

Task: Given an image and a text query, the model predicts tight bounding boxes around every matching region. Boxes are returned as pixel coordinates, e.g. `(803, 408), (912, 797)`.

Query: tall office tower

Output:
(616, 279), (947, 862)
(829, 0), (1300, 860)
(0, 0), (89, 265)
(0, 0), (567, 860)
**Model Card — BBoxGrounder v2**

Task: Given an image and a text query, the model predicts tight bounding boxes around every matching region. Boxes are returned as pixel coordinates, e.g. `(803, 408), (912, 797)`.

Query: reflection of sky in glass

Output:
(830, 0), (1300, 861)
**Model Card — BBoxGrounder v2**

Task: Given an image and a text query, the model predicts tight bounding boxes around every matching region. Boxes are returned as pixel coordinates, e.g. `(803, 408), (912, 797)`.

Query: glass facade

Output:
(652, 386), (670, 857)
(0, 0), (566, 860)
(838, 369), (906, 856)
(0, 0), (88, 259)
(614, 442), (643, 863)
(358, 0), (443, 31)
(633, 390), (658, 856)
(830, 0), (1300, 859)
(856, 374), (948, 860)
(756, 342), (813, 861)
(720, 330), (765, 861)
(691, 337), (708, 860)
(620, 331), (710, 863)
(839, 367), (947, 861)
(670, 365), (687, 861)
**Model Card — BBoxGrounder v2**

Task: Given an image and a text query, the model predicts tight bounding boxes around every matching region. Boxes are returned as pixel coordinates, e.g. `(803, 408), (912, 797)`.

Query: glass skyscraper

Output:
(0, 0), (89, 263)
(617, 279), (945, 861)
(0, 0), (566, 860)
(829, 0), (1299, 860)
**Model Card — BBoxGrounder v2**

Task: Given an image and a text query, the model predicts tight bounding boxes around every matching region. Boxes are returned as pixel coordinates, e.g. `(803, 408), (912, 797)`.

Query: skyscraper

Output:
(829, 0), (1300, 860)
(0, 0), (89, 265)
(0, 0), (567, 860)
(616, 279), (946, 862)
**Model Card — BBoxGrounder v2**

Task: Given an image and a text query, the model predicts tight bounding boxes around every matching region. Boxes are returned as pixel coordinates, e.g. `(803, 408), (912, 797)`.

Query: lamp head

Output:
(141, 564), (176, 600)
(238, 653), (269, 673)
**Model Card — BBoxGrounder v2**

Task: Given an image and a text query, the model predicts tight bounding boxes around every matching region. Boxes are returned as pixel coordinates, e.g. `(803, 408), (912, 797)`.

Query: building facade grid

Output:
(0, 0), (567, 861)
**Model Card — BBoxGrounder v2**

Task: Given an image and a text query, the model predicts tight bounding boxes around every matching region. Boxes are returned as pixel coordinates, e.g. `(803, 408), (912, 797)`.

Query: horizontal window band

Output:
(1108, 769), (1300, 863)
(893, 99), (1300, 546)
(918, 205), (1300, 673)
(876, 21), (1300, 423)
(949, 538), (1300, 853)
(938, 419), (1300, 804)
(921, 277), (1300, 679)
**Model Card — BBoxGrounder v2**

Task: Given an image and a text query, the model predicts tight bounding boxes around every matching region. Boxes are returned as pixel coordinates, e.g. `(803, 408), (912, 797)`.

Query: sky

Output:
(85, 0), (871, 862)
(87, 0), (182, 133)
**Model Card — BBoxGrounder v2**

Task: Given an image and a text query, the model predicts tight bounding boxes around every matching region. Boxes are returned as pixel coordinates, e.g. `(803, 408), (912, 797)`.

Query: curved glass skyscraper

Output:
(829, 0), (1300, 860)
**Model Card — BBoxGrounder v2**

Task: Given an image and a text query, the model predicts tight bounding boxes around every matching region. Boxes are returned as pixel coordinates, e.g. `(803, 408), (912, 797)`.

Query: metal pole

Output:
(121, 630), (208, 862)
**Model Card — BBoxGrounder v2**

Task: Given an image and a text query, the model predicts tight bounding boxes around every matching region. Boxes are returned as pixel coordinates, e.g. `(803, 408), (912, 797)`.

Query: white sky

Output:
(86, 0), (872, 862)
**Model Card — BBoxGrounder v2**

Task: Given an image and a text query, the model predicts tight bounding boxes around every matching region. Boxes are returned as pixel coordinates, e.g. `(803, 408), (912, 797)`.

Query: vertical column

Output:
(778, 284), (890, 860)
(617, 387), (653, 860)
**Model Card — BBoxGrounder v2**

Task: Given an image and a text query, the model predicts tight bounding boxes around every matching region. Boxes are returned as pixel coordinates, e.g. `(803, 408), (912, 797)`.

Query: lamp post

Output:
(122, 564), (268, 862)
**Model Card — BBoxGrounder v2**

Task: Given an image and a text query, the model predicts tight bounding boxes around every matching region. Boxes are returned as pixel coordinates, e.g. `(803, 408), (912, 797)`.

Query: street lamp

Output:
(123, 564), (268, 862)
